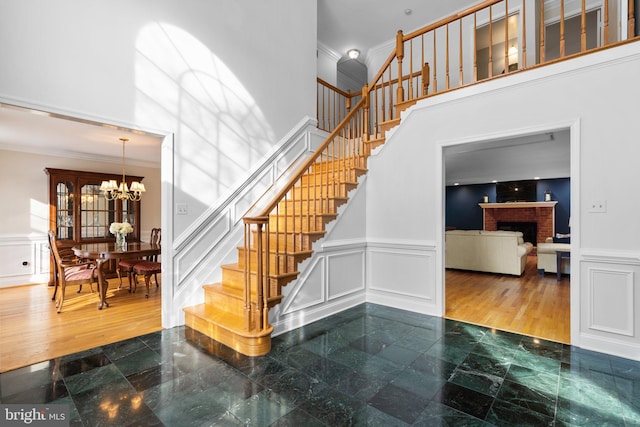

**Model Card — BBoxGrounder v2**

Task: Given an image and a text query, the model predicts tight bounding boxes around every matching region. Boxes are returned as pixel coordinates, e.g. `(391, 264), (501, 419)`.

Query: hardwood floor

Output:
(445, 255), (570, 344)
(0, 278), (161, 373)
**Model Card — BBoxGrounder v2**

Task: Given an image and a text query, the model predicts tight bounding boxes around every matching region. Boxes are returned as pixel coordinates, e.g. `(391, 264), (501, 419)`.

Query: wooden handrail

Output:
(246, 97), (366, 222)
(317, 78), (357, 99)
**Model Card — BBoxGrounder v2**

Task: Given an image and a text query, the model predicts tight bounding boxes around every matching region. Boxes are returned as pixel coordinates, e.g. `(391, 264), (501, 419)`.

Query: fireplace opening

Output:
(497, 221), (537, 244)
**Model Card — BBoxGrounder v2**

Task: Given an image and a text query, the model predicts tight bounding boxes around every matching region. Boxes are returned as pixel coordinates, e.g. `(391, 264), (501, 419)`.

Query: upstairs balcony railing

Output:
(319, 0), (637, 135)
(244, 0), (638, 334)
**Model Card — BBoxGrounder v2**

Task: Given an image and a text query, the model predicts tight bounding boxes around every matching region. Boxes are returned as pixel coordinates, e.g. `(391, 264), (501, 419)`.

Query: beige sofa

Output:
(537, 237), (570, 275)
(445, 230), (533, 276)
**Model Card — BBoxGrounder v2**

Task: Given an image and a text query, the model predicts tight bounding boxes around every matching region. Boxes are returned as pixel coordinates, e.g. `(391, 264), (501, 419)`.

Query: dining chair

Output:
(132, 229), (161, 298)
(117, 227), (160, 293)
(47, 231), (98, 313)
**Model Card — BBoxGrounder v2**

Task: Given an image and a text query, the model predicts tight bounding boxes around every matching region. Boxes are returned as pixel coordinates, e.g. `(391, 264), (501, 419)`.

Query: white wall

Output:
(0, 0), (317, 323)
(0, 0), (317, 238)
(0, 149), (161, 287)
(365, 41), (640, 360)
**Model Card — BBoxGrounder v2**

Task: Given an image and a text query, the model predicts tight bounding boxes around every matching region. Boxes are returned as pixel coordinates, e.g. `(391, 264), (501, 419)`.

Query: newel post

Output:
(362, 84), (369, 142)
(396, 30), (405, 104)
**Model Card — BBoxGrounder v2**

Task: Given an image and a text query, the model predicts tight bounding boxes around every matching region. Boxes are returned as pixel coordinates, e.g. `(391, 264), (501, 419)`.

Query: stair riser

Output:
(290, 184), (355, 199)
(300, 170), (364, 185)
(237, 248), (311, 272)
(311, 157), (367, 172)
(277, 199), (345, 214)
(249, 231), (321, 252)
(268, 215), (334, 232)
(221, 265), (296, 293)
(204, 287), (247, 317)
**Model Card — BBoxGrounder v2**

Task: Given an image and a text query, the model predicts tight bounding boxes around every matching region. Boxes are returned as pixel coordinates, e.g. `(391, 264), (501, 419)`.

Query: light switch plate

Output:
(589, 200), (606, 213)
(176, 203), (188, 215)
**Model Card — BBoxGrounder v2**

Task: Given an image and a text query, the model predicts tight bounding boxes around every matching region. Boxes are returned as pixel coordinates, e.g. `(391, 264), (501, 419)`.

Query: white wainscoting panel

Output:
(0, 235), (49, 288)
(588, 268), (634, 336)
(327, 250), (365, 300)
(579, 250), (640, 360)
(271, 240), (367, 335)
(367, 240), (439, 315)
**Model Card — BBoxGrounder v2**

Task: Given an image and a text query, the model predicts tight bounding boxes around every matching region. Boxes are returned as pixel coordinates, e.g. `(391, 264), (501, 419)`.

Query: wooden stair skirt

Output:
(183, 140), (387, 357)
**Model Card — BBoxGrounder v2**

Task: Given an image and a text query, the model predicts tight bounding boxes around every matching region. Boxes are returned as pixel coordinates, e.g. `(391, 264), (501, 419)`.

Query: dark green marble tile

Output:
(496, 379), (557, 418)
(411, 352), (458, 379)
(72, 377), (158, 426)
(556, 396), (626, 426)
(472, 341), (518, 364)
(297, 387), (365, 426)
(505, 364), (559, 395)
(558, 375), (623, 413)
(511, 348), (561, 375)
(449, 367), (503, 397)
(269, 407), (327, 427)
(367, 382), (430, 424)
(390, 366), (446, 400)
(65, 363), (125, 395)
(486, 398), (555, 426)
(60, 352), (112, 377)
(229, 389), (296, 426)
(461, 352), (510, 378)
(0, 360), (64, 398)
(426, 341), (471, 365)
(432, 382), (494, 420)
(377, 343), (420, 367)
(102, 337), (148, 361)
(518, 336), (564, 361)
(413, 401), (489, 426)
(0, 379), (68, 404)
(111, 346), (162, 377)
(480, 328), (523, 349)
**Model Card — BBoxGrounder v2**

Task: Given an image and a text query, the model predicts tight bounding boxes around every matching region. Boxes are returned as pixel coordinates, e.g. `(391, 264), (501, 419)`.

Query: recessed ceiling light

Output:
(347, 49), (360, 59)
(534, 176), (540, 180)
(492, 180), (498, 183)
(454, 182), (460, 186)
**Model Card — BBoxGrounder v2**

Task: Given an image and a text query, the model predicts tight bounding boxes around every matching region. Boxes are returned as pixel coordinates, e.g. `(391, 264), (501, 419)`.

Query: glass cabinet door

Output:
(80, 183), (116, 239)
(55, 180), (74, 240)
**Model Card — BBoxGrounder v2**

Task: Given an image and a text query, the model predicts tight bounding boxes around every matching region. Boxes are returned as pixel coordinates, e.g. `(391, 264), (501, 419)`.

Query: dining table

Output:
(72, 241), (161, 309)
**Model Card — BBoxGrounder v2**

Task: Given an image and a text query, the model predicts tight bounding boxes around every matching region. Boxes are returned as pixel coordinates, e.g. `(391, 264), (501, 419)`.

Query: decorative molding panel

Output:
(588, 268), (635, 337)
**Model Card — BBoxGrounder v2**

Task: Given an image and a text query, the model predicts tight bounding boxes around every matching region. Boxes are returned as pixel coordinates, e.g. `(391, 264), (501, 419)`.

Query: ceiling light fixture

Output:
(347, 49), (360, 59)
(100, 137), (146, 201)
(405, 8), (413, 15)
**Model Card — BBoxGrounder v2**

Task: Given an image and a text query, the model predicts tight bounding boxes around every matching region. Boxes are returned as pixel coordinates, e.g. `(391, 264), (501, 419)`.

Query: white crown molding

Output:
(317, 41), (342, 63)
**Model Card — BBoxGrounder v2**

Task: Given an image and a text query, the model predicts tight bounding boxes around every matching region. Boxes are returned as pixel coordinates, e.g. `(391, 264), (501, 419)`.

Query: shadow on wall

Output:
(134, 22), (276, 233)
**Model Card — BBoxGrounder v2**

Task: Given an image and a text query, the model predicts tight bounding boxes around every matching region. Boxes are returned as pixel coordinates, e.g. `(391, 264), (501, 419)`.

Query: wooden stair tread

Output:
(184, 304), (273, 339)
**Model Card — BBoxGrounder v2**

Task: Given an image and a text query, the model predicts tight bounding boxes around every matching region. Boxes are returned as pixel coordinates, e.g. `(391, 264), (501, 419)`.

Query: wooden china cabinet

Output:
(45, 168), (144, 285)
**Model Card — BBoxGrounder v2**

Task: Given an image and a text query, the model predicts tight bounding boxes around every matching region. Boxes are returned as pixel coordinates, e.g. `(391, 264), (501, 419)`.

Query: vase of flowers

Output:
(110, 222), (133, 249)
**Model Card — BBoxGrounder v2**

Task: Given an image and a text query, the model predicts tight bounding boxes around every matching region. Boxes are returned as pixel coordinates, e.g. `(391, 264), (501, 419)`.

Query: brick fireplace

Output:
(480, 202), (557, 244)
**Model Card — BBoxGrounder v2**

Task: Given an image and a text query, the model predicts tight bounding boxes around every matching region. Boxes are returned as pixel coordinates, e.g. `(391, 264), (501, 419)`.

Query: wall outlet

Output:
(176, 203), (188, 215)
(589, 200), (606, 213)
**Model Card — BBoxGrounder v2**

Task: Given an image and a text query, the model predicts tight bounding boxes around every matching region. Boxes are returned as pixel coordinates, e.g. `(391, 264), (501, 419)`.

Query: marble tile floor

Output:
(1, 303), (640, 426)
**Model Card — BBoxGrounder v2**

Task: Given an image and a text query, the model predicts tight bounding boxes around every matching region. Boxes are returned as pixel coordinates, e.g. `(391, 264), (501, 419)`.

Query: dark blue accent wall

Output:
(446, 178), (570, 234)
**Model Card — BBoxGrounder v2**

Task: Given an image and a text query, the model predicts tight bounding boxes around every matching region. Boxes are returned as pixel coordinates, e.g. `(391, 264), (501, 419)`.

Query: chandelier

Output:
(100, 137), (146, 201)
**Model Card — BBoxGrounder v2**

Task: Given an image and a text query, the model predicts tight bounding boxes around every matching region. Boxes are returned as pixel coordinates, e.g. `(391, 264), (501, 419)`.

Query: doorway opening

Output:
(443, 129), (571, 344)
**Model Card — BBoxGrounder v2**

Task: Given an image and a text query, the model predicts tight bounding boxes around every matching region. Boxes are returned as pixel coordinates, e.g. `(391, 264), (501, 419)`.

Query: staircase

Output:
(182, 0), (638, 356)
(183, 137), (383, 356)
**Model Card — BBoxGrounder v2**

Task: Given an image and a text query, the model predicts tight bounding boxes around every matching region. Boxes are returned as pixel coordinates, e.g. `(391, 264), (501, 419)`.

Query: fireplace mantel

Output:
(479, 201), (558, 209)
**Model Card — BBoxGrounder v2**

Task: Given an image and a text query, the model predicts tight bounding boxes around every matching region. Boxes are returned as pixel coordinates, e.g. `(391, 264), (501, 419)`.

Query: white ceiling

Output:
(0, 1), (570, 184)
